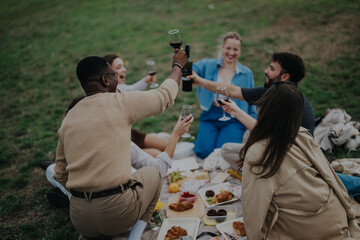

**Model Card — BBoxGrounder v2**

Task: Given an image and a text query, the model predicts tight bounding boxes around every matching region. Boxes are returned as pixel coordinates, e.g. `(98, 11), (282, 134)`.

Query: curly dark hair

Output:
(272, 52), (305, 83)
(76, 56), (110, 87)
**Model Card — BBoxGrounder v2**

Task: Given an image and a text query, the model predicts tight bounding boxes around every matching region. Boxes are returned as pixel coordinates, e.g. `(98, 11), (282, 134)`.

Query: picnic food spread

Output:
(164, 172), (242, 238)
(165, 226), (188, 240)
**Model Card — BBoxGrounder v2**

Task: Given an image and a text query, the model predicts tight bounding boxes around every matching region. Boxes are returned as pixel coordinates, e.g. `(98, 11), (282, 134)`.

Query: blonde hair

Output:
(217, 32), (242, 58)
(223, 32), (242, 45)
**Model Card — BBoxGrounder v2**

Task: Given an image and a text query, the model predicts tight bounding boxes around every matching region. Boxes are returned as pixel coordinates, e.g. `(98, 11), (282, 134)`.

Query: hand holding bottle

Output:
(187, 71), (204, 87)
(182, 44), (192, 92)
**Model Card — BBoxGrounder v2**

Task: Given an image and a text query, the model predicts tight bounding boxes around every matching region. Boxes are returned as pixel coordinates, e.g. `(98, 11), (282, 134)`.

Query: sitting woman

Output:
(188, 32), (257, 159)
(103, 54), (168, 157)
(226, 83), (360, 239)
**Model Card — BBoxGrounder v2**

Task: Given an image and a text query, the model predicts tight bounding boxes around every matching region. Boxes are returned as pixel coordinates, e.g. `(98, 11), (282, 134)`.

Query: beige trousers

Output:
(70, 166), (162, 239)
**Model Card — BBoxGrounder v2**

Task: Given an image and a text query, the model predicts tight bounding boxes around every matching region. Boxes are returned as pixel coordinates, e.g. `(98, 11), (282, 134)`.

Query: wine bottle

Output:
(182, 44), (192, 92)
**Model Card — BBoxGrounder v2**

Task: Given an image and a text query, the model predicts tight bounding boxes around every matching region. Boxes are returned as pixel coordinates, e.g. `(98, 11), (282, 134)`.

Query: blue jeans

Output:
(194, 105), (246, 159)
(336, 173), (360, 198)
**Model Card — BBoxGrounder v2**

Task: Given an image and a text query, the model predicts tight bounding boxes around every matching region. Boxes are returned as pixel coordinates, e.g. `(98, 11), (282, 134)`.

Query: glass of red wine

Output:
(146, 60), (159, 88)
(181, 105), (193, 138)
(168, 29), (182, 49)
(216, 86), (231, 121)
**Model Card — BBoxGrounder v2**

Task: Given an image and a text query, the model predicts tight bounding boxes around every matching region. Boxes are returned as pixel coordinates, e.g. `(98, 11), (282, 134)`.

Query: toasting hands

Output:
(172, 49), (187, 68)
(220, 99), (240, 116)
(145, 74), (157, 85)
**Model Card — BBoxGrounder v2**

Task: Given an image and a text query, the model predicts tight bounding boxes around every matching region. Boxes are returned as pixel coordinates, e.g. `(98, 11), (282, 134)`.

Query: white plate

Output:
(167, 156), (199, 175)
(198, 182), (240, 208)
(156, 217), (200, 240)
(216, 217), (247, 240)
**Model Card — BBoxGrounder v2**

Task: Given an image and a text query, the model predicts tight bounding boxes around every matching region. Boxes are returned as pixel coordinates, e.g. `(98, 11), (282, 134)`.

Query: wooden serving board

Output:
(166, 194), (205, 218)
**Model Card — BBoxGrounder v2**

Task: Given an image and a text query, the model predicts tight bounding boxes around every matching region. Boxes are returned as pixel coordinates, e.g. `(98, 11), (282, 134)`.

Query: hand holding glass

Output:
(216, 86), (231, 121)
(168, 29), (182, 49)
(146, 60), (159, 88)
(181, 105), (193, 138)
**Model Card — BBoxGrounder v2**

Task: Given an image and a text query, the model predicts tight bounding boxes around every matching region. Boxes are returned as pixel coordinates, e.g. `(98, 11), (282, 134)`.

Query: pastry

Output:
(165, 226), (188, 240)
(233, 221), (246, 236)
(168, 201), (193, 212)
(215, 190), (233, 203)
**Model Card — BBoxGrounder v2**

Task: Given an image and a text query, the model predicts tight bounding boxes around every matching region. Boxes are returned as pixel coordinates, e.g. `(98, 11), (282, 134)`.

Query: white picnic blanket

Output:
(331, 158), (360, 177)
(314, 108), (360, 153)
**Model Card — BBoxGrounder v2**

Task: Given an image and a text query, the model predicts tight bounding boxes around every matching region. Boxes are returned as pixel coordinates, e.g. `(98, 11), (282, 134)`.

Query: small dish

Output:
(203, 206), (237, 226)
(156, 218), (200, 240)
(216, 217), (246, 240)
(179, 191), (198, 203)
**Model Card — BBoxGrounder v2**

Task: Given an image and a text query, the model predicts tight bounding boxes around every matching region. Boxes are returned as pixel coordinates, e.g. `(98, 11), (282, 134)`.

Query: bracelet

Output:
(172, 60), (183, 69)
(172, 62), (183, 70)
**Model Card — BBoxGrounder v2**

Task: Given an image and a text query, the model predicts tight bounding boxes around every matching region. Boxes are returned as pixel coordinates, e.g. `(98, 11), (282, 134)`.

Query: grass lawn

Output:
(0, 0), (359, 239)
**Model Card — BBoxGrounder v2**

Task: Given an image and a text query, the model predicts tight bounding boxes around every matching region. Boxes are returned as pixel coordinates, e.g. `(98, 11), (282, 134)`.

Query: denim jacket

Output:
(194, 57), (257, 119)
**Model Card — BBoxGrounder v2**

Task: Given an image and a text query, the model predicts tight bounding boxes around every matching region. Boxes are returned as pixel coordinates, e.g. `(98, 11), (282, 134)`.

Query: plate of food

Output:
(156, 218), (200, 240)
(198, 182), (241, 208)
(216, 217), (247, 240)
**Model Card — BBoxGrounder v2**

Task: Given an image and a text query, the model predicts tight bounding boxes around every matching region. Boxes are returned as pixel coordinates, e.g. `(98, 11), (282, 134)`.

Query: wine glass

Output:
(146, 60), (159, 88)
(181, 105), (193, 138)
(168, 29), (182, 49)
(216, 86), (231, 121)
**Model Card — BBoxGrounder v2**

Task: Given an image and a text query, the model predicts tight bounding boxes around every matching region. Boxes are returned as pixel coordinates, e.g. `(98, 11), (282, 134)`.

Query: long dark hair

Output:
(239, 83), (304, 178)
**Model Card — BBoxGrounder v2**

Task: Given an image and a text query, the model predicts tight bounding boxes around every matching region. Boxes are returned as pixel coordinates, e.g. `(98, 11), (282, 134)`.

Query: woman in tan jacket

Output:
(227, 82), (360, 239)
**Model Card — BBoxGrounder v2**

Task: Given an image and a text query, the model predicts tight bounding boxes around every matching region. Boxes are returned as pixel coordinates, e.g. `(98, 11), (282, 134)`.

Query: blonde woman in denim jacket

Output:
(188, 32), (257, 159)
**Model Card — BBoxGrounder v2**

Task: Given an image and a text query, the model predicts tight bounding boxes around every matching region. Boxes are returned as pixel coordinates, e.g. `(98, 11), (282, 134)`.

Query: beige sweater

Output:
(242, 127), (360, 240)
(54, 79), (178, 192)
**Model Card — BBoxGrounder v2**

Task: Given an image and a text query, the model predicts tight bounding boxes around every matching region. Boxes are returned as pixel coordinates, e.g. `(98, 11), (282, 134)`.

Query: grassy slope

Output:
(0, 0), (359, 239)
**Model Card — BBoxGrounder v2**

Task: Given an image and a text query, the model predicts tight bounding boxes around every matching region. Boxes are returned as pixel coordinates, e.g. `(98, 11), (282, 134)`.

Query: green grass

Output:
(0, 0), (359, 239)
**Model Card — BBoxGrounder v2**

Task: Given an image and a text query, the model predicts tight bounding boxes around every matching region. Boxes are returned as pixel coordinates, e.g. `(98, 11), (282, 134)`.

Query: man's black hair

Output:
(272, 52), (305, 83)
(76, 56), (109, 86)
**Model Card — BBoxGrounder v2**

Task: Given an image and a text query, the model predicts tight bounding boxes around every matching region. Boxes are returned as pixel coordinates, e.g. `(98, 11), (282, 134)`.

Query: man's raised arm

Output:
(188, 71), (245, 100)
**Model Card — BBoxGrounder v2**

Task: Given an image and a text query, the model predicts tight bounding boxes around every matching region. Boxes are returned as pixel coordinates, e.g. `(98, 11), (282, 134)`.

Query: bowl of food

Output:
(203, 206), (237, 225)
(179, 191), (198, 203)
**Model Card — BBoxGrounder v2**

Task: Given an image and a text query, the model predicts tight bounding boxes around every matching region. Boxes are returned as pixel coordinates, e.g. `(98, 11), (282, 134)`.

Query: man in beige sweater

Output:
(54, 51), (186, 239)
